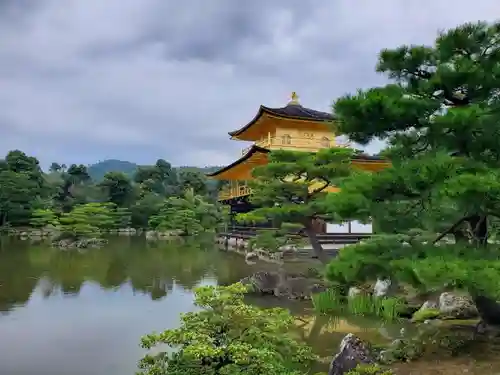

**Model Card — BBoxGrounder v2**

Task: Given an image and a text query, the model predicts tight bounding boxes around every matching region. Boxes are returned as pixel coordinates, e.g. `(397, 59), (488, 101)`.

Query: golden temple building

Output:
(208, 92), (390, 231)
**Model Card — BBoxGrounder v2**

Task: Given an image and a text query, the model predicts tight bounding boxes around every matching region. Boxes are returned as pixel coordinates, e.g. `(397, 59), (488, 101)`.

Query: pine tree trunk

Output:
(304, 220), (328, 264)
(468, 215), (488, 246)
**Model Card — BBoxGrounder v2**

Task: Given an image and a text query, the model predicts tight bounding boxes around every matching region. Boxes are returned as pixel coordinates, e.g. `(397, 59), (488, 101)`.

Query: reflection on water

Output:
(0, 236), (499, 375)
(0, 236), (258, 375)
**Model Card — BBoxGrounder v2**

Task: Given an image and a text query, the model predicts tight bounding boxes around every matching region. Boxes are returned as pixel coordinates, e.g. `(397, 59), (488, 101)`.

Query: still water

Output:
(0, 236), (498, 375)
(0, 235), (398, 374)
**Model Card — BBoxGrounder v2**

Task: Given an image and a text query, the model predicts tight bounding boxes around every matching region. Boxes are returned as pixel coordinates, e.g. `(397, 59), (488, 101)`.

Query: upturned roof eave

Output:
(228, 106), (335, 140)
(206, 145), (270, 178)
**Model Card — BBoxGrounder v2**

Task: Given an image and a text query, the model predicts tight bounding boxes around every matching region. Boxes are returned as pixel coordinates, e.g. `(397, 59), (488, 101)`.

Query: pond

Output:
(0, 235), (498, 375)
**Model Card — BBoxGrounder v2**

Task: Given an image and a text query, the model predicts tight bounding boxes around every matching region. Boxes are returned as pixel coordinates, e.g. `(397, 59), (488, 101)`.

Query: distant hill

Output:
(87, 160), (222, 182)
(87, 160), (139, 181)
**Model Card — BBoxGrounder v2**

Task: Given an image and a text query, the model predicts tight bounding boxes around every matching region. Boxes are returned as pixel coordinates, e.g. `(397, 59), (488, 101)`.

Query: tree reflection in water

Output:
(0, 235), (244, 312)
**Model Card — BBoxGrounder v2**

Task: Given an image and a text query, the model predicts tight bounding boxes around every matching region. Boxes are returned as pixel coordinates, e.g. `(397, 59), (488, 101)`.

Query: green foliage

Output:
(58, 203), (115, 238)
(150, 189), (223, 235)
(138, 283), (316, 375)
(52, 163), (92, 212)
(311, 288), (343, 315)
(312, 289), (403, 321)
(30, 209), (59, 229)
(0, 150), (47, 226)
(249, 225), (306, 253)
(130, 193), (164, 229)
(178, 169), (207, 196)
(49, 162), (62, 173)
(135, 159), (179, 197)
(98, 171), (134, 207)
(346, 364), (393, 375)
(0, 149), (222, 231)
(325, 21), (500, 299)
(239, 148), (357, 262)
(111, 207), (132, 229)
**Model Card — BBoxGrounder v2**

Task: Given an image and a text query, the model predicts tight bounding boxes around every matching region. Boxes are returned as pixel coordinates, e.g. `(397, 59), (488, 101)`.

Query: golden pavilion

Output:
(208, 92), (390, 230)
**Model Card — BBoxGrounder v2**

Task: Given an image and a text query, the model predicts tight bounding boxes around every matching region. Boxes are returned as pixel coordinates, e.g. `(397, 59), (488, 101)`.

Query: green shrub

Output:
(346, 364), (393, 375)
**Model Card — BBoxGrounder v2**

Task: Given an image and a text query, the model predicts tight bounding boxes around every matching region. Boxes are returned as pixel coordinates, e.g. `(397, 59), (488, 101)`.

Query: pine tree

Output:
(325, 21), (500, 323)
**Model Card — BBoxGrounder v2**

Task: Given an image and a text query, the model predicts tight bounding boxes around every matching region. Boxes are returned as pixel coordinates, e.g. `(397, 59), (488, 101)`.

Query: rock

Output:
(245, 252), (258, 261)
(274, 277), (314, 300)
(228, 238), (237, 249)
(52, 237), (107, 249)
(30, 229), (43, 237)
(377, 337), (423, 364)
(373, 278), (393, 297)
(439, 292), (478, 319)
(239, 271), (326, 300)
(328, 334), (375, 375)
(348, 286), (363, 298)
(420, 300), (438, 310)
(240, 271), (280, 294)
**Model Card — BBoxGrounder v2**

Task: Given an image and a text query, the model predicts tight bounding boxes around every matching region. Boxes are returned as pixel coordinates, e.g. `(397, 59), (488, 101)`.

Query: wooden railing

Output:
(218, 183), (252, 201)
(241, 136), (350, 155)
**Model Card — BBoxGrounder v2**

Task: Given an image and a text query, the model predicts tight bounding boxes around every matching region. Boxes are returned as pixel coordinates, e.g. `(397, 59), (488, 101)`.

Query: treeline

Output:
(0, 150), (223, 230)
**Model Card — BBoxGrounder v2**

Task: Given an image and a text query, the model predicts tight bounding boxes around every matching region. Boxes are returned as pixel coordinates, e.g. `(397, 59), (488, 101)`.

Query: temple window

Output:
(281, 134), (292, 145)
(321, 136), (330, 147)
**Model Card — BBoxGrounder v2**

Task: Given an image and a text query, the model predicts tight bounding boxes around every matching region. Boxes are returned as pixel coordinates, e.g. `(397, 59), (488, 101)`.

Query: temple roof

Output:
(207, 145), (389, 180)
(228, 92), (334, 140)
(207, 145), (268, 179)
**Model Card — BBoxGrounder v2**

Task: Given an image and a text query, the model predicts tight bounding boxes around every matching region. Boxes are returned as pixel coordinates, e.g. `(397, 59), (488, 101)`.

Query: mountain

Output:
(87, 160), (222, 182)
(87, 160), (139, 181)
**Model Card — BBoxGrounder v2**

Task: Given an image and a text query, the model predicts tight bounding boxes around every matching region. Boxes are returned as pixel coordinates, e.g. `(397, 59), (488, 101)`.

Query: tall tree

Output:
(325, 21), (500, 316)
(98, 172), (133, 207)
(178, 169), (207, 196)
(134, 159), (179, 197)
(0, 151), (47, 226)
(54, 164), (92, 212)
(239, 148), (357, 263)
(49, 162), (62, 173)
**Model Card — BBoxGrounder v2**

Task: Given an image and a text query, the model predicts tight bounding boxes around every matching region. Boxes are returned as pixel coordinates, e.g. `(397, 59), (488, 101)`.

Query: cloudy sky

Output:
(1, 1), (498, 169)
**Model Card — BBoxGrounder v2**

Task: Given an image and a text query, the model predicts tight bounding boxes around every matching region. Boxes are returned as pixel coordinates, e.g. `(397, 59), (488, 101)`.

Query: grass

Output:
(312, 289), (404, 321)
(311, 288), (343, 314)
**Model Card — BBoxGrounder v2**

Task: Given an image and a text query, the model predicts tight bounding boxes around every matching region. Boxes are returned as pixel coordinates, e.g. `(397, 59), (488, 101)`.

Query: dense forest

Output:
(0, 149), (223, 230)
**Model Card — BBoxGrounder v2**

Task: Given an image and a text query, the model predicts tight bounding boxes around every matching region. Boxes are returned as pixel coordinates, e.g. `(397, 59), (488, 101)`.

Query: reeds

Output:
(312, 289), (403, 321)
(311, 288), (343, 314)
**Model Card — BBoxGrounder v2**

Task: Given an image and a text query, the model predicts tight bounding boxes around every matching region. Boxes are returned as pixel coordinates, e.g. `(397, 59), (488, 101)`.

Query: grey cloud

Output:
(0, 0), (499, 168)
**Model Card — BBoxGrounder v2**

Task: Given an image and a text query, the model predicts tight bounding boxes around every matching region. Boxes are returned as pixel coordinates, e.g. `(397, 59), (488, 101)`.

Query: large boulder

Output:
(328, 334), (376, 375)
(438, 292), (478, 319)
(274, 277), (322, 300)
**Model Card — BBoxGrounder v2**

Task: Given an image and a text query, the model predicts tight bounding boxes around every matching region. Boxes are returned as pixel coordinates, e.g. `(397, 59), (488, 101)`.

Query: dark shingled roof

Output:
(265, 103), (334, 120)
(228, 103), (334, 138)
